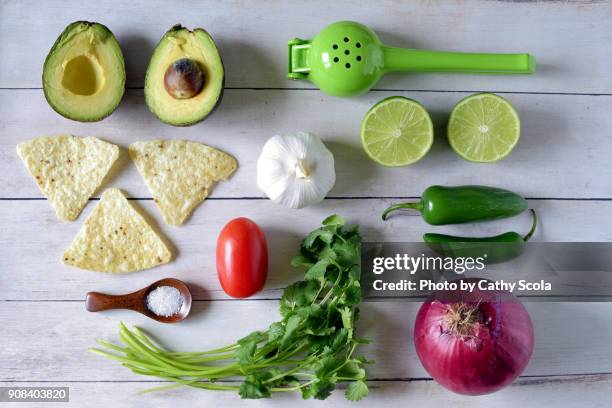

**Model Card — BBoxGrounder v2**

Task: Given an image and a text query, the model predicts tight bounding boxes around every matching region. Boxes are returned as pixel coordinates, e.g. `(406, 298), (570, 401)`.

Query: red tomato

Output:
(216, 217), (268, 298)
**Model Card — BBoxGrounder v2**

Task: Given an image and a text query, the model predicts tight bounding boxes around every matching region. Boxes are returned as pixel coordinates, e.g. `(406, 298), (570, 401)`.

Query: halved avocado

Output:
(145, 25), (224, 126)
(43, 21), (126, 122)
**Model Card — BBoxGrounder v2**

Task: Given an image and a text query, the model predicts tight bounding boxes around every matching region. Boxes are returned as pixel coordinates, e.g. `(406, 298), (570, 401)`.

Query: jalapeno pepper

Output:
(424, 209), (537, 264)
(382, 185), (527, 225)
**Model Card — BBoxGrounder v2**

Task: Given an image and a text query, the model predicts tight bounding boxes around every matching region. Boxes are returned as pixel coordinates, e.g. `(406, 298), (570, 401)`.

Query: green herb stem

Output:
(91, 215), (371, 401)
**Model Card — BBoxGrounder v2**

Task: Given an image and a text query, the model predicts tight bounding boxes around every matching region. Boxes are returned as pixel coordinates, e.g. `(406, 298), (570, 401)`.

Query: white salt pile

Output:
(146, 285), (184, 317)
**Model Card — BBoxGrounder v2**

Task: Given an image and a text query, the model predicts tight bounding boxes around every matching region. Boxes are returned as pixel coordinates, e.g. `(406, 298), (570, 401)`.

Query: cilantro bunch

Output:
(91, 215), (371, 401)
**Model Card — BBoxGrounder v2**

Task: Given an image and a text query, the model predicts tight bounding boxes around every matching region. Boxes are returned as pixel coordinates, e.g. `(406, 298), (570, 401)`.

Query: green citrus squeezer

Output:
(288, 21), (536, 97)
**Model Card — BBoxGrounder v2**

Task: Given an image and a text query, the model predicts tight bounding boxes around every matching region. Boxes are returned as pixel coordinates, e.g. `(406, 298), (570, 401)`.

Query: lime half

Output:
(448, 93), (520, 163)
(361, 97), (434, 167)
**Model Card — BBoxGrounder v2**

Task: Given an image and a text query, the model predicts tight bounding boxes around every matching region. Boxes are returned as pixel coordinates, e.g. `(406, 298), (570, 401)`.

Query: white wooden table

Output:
(2, 1), (612, 406)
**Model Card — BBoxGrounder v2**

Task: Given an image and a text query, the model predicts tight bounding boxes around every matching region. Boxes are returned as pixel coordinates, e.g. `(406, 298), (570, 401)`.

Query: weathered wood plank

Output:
(2, 1), (612, 405)
(1, 301), (611, 382)
(3, 90), (612, 199)
(1, 199), (610, 301)
(1, 1), (611, 93)
(1, 375), (611, 408)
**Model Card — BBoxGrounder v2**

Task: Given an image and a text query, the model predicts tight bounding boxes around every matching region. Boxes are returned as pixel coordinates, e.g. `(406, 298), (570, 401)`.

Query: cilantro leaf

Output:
(332, 240), (359, 265)
(348, 263), (361, 281)
(340, 307), (354, 333)
(239, 380), (269, 399)
(322, 214), (345, 227)
(344, 281), (362, 305)
(345, 380), (369, 401)
(239, 373), (272, 399)
(303, 228), (334, 248)
(314, 355), (343, 379)
(279, 281), (319, 317)
(304, 259), (329, 281)
(238, 331), (264, 344)
(304, 326), (336, 336)
(337, 361), (366, 380)
(236, 339), (257, 365)
(330, 328), (349, 351)
(281, 314), (303, 347)
(291, 254), (313, 268)
(267, 322), (284, 343)
(302, 379), (336, 400)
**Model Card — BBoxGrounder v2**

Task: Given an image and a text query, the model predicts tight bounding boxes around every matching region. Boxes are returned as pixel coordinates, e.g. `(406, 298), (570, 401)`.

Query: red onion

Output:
(414, 280), (534, 395)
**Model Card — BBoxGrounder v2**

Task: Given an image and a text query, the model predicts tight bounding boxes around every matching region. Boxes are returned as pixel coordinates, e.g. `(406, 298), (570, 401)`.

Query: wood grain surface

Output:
(1, 0), (611, 406)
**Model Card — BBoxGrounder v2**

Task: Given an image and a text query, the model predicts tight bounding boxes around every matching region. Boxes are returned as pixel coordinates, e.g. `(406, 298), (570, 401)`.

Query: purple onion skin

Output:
(414, 285), (534, 395)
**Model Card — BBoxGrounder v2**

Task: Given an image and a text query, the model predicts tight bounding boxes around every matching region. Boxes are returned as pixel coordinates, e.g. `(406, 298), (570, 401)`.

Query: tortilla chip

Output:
(129, 140), (237, 225)
(17, 135), (119, 221)
(62, 188), (172, 273)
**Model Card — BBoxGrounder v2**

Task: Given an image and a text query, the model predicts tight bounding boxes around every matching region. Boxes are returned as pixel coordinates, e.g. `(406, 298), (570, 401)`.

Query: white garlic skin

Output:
(256, 132), (336, 209)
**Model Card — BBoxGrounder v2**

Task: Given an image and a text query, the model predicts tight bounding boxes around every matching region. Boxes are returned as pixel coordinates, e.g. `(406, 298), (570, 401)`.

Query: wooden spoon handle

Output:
(85, 291), (144, 313)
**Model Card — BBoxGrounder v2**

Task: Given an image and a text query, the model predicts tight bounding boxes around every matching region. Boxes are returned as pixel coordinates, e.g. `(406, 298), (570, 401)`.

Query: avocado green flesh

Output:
(145, 25), (224, 126)
(43, 21), (126, 122)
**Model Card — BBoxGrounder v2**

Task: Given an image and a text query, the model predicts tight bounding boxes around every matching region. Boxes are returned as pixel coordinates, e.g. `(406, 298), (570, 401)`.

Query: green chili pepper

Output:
(382, 185), (527, 225)
(424, 209), (537, 264)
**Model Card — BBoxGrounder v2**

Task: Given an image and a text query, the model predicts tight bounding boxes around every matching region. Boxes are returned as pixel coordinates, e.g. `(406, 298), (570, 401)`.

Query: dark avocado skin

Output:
(42, 21), (126, 122)
(145, 25), (225, 127)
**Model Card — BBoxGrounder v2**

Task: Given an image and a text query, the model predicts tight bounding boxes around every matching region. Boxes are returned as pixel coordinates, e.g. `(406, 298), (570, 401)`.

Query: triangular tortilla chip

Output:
(62, 188), (172, 273)
(17, 135), (119, 221)
(129, 140), (237, 225)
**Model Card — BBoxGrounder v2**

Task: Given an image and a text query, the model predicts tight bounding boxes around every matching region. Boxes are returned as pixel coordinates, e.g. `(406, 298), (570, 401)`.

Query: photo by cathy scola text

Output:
(22, 13), (544, 402)
(370, 277), (553, 294)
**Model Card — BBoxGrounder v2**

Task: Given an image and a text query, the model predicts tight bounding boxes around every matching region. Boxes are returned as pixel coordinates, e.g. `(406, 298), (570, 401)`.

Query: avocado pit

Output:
(144, 25), (224, 126)
(163, 58), (205, 99)
(62, 54), (103, 96)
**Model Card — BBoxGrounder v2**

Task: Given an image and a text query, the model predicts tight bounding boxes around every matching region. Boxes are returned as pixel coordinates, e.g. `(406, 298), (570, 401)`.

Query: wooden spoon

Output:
(85, 278), (192, 323)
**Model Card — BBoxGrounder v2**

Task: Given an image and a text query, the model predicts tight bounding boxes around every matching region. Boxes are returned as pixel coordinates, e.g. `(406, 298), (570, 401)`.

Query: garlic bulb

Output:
(257, 132), (335, 209)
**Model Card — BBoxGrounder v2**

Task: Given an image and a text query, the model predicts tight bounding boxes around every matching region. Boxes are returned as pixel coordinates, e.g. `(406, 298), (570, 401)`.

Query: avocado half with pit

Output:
(43, 21), (126, 122)
(145, 25), (224, 126)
